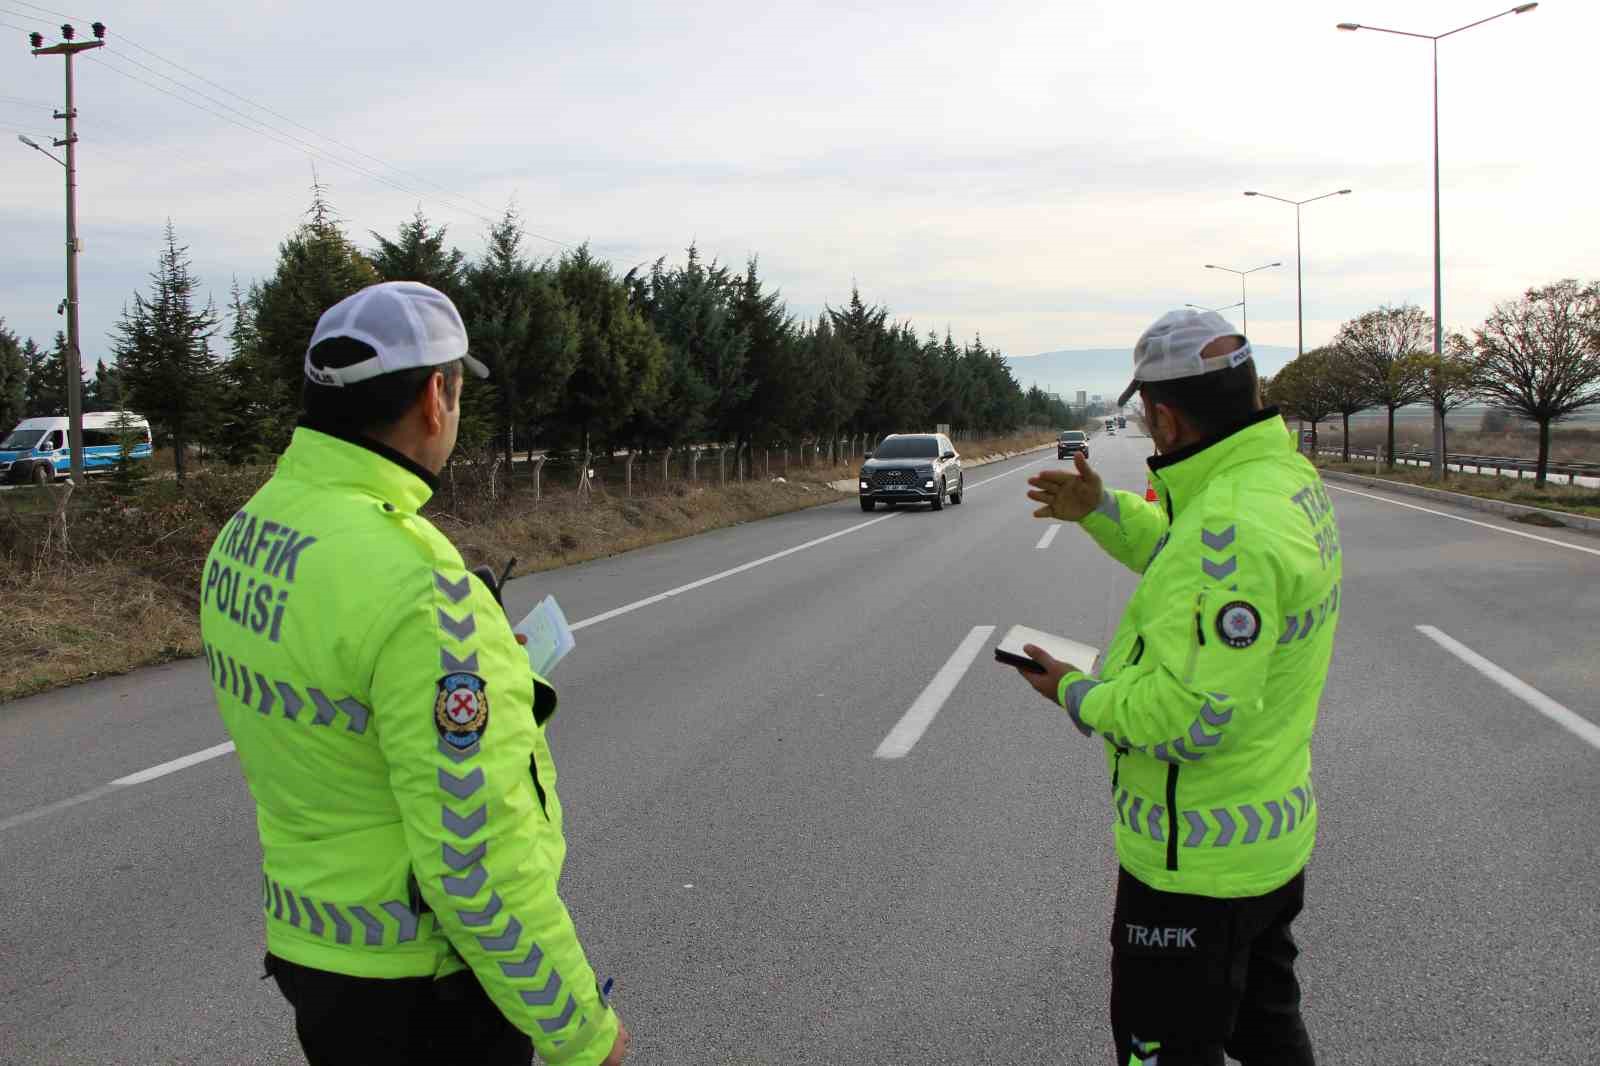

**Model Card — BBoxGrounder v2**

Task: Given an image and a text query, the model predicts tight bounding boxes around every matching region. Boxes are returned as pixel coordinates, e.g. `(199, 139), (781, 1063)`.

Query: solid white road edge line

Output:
(1328, 485), (1600, 558)
(572, 454), (1051, 632)
(0, 741), (240, 834)
(1035, 524), (1062, 551)
(874, 625), (995, 760)
(111, 742), (237, 786)
(1416, 626), (1600, 752)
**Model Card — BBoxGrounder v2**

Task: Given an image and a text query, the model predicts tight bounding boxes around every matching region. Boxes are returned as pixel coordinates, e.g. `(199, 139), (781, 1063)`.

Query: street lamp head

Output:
(1204, 264), (1218, 270)
(1513, 3), (1538, 13)
(1243, 191), (1259, 197)
(17, 133), (39, 148)
(1336, 22), (1361, 31)
(1337, 188), (1352, 194)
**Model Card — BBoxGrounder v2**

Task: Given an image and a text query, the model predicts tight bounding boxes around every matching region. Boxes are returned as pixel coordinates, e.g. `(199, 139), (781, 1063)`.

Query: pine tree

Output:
(0, 319), (26, 429)
(726, 259), (805, 446)
(370, 208), (468, 302)
(110, 221), (223, 480)
(805, 315), (866, 451)
(550, 245), (665, 453)
(250, 182), (381, 442)
(86, 359), (122, 410)
(217, 278), (296, 464)
(828, 288), (889, 431)
(25, 332), (74, 416)
(461, 209), (580, 466)
(105, 384), (150, 494)
(631, 246), (751, 448)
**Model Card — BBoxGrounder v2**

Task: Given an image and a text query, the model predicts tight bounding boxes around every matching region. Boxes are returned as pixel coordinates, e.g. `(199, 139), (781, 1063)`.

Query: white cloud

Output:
(1, 0), (1591, 370)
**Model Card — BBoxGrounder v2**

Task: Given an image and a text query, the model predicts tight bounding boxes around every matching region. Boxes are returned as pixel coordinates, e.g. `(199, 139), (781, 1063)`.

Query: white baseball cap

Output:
(1117, 309), (1252, 408)
(305, 281), (489, 387)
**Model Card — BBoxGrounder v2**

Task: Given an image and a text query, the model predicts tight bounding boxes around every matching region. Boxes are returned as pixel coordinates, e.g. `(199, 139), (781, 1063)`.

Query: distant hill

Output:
(1003, 345), (1298, 404)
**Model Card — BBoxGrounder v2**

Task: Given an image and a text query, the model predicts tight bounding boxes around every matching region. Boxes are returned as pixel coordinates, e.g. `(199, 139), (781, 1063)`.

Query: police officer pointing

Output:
(1016, 310), (1339, 1065)
(200, 282), (628, 1065)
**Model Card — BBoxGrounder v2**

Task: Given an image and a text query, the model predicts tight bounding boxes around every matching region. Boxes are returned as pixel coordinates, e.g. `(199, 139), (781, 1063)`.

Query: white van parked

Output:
(0, 412), (154, 484)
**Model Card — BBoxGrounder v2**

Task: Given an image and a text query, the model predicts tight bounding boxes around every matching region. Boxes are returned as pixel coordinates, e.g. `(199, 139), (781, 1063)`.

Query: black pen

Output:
(498, 556), (517, 589)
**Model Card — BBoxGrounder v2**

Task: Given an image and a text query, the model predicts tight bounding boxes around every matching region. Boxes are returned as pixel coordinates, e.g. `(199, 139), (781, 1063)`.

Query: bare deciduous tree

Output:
(1475, 279), (1600, 487)
(1268, 348), (1339, 455)
(1418, 334), (1483, 476)
(1334, 304), (1431, 469)
(1322, 353), (1374, 463)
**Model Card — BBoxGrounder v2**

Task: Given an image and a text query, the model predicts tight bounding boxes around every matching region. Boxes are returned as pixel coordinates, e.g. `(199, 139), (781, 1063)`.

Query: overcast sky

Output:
(2, 0), (1593, 380)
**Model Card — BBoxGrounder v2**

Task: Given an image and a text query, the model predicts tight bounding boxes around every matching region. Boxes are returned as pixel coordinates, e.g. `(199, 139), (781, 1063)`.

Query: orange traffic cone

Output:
(1145, 483), (1158, 503)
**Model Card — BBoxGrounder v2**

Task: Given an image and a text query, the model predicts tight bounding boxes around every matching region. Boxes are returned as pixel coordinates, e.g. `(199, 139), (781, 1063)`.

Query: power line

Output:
(7, 0), (572, 248)
(90, 48), (499, 229)
(84, 53), (491, 217)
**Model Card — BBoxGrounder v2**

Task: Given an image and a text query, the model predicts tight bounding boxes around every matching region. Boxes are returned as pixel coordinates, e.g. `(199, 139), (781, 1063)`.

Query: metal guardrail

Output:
(1312, 444), (1599, 485)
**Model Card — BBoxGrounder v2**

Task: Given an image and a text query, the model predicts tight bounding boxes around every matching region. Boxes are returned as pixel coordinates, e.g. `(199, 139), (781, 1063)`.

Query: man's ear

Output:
(422, 370), (450, 433)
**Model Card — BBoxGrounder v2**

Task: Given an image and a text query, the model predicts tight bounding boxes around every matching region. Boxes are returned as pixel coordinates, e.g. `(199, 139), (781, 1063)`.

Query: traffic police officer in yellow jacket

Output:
(200, 281), (628, 1065)
(1017, 310), (1338, 1066)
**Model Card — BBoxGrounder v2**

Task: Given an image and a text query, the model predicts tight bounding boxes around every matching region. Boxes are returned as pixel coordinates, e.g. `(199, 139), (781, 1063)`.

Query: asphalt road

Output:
(2, 428), (1597, 1065)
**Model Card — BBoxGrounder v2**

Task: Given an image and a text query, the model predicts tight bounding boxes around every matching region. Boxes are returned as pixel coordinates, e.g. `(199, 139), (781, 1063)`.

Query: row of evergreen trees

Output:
(3, 187), (1071, 477)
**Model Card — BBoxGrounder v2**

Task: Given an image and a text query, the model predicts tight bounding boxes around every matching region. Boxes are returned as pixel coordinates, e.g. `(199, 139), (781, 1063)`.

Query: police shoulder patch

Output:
(1215, 601), (1261, 649)
(435, 672), (490, 749)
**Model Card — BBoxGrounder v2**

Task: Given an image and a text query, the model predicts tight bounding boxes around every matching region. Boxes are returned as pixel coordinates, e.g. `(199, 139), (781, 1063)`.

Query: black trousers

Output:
(1109, 868), (1315, 1066)
(265, 954), (532, 1066)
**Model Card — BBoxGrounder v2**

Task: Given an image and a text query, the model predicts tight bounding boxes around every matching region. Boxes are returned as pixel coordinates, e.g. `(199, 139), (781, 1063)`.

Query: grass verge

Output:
(1316, 461), (1600, 519)
(0, 432), (1053, 703)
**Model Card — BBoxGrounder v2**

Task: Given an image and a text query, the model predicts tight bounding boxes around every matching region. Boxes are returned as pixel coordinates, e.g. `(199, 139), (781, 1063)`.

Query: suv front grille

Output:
(874, 469), (916, 488)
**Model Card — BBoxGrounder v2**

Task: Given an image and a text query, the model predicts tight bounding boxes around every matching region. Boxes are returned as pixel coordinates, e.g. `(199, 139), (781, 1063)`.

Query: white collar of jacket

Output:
(1147, 407), (1290, 519)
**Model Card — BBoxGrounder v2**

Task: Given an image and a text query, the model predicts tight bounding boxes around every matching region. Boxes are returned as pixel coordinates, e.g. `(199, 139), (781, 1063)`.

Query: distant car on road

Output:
(1057, 430), (1089, 461)
(858, 433), (963, 512)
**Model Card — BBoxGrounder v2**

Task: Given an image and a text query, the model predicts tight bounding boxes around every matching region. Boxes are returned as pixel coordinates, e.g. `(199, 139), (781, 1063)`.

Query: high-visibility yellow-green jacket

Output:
(199, 426), (618, 1064)
(1057, 410), (1342, 898)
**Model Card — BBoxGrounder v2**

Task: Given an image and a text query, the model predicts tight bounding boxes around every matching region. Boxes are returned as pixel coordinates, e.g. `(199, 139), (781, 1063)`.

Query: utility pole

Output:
(29, 21), (105, 485)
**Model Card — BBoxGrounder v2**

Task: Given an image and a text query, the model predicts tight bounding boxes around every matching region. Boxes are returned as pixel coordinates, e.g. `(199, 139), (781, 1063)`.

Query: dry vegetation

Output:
(1314, 461), (1600, 519)
(1312, 420), (1600, 465)
(0, 431), (1053, 702)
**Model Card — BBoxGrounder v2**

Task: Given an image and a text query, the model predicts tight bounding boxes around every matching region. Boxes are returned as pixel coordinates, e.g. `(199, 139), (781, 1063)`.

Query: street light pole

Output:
(1202, 262), (1282, 337)
(1243, 189), (1352, 356)
(1338, 3), (1538, 481)
(28, 21), (105, 485)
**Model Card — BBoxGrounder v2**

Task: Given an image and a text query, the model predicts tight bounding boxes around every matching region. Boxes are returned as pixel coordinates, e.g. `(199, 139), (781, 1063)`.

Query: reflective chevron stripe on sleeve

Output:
(1148, 694), (1234, 764)
(1060, 678), (1102, 737)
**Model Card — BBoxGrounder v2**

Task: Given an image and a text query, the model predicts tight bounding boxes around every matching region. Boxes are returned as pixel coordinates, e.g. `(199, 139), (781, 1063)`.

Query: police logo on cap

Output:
(1215, 601), (1261, 648)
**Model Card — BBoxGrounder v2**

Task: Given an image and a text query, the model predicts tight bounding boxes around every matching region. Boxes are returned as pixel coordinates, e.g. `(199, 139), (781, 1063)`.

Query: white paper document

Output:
(513, 595), (575, 676)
